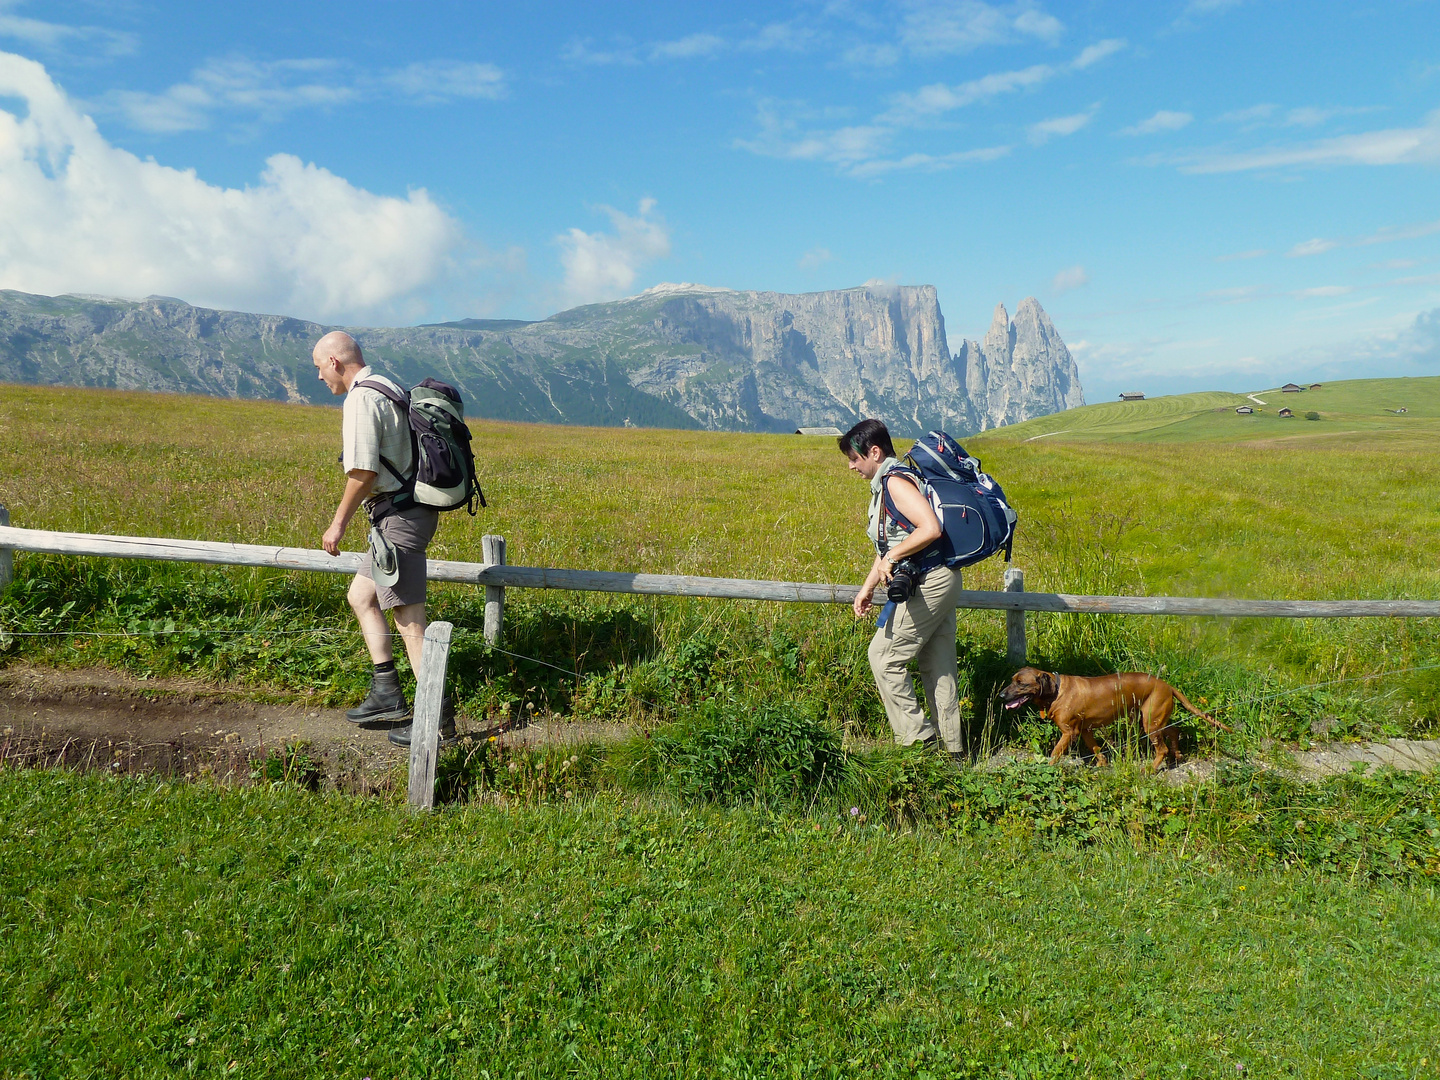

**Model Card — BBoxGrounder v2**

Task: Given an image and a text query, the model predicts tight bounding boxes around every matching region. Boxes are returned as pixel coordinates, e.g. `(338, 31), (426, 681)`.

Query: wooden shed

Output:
(1281, 383), (1304, 393)
(795, 426), (844, 436)
(1119, 392), (1146, 401)
(1278, 407), (1294, 418)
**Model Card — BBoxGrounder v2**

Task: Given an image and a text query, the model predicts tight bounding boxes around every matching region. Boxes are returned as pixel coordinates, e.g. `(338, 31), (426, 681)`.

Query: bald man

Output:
(313, 330), (447, 745)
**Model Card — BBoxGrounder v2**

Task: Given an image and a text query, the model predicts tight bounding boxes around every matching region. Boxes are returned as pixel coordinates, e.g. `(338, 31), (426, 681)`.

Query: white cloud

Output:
(844, 42), (903, 67)
(556, 198), (671, 307)
(649, 33), (726, 60)
(798, 246), (833, 269)
(1120, 110), (1192, 136)
(1028, 109), (1094, 145)
(1356, 218), (1440, 246)
(846, 144), (1010, 178)
(1292, 285), (1353, 298)
(1284, 218), (1440, 260)
(883, 40), (1122, 125)
(883, 63), (1054, 124)
(740, 36), (1119, 177)
(560, 37), (640, 66)
(1071, 38), (1127, 69)
(0, 51), (460, 322)
(1217, 103), (1275, 126)
(896, 1), (1064, 57)
(385, 61), (506, 103)
(1050, 265), (1089, 292)
(735, 100), (894, 169)
(0, 1), (135, 56)
(1179, 110), (1440, 172)
(100, 54), (508, 133)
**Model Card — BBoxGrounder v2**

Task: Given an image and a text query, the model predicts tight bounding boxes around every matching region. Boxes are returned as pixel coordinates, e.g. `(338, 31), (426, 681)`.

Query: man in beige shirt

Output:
(313, 330), (445, 744)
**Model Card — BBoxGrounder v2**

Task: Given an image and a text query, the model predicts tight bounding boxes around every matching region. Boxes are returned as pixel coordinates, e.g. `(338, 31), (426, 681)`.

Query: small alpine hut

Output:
(795, 426), (843, 436)
(1278, 407), (1294, 418)
(1310, 383), (1323, 389)
(1281, 383), (1305, 393)
(1119, 391), (1146, 401)
(1235, 405), (1254, 414)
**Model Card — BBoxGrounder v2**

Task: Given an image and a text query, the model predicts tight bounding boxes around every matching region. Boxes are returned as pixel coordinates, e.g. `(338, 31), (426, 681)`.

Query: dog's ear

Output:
(1042, 671), (1059, 698)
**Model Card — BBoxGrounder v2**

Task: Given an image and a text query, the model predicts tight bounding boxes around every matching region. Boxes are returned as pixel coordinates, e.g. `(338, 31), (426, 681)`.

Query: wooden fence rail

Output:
(3, 522), (1438, 621)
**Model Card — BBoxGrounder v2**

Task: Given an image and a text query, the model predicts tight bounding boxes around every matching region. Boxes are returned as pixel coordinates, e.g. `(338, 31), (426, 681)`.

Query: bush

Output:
(1305, 411), (1321, 421)
(645, 697), (847, 804)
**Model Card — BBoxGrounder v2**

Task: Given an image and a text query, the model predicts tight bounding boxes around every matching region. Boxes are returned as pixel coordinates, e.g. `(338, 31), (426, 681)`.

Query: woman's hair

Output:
(837, 418), (895, 460)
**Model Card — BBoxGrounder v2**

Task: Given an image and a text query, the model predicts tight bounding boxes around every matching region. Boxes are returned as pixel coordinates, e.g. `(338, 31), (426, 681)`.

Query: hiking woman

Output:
(840, 418), (966, 758)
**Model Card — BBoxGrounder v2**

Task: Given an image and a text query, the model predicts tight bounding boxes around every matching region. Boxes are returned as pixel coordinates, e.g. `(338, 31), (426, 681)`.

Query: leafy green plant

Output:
(643, 697), (847, 804)
(248, 743), (323, 791)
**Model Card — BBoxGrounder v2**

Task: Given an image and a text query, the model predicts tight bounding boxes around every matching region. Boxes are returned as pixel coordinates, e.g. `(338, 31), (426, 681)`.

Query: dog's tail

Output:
(1172, 688), (1233, 732)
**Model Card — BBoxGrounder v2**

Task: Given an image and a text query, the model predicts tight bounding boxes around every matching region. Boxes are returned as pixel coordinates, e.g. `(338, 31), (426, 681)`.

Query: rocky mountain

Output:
(0, 284), (1083, 435)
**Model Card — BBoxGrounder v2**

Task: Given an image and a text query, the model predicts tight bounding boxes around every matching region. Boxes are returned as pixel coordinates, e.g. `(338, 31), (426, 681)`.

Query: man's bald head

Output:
(312, 331), (365, 396)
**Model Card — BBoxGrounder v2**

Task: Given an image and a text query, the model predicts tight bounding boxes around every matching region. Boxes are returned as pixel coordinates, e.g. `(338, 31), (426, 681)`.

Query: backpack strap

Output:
(354, 377), (420, 492)
(877, 464), (926, 555)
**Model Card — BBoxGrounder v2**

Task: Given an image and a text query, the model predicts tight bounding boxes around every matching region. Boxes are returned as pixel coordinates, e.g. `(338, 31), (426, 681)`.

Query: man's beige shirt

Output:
(342, 366), (412, 497)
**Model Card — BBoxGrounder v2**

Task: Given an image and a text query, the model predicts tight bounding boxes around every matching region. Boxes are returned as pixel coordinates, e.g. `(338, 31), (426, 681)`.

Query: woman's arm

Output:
(879, 474), (942, 571)
(853, 553), (886, 617)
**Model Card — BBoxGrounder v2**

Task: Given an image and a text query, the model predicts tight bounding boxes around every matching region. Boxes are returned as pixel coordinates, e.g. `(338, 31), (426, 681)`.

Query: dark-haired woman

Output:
(839, 418), (965, 756)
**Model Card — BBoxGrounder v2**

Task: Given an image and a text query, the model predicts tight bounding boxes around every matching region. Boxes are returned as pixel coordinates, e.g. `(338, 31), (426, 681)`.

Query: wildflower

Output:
(507, 761), (518, 773)
(849, 806), (860, 817)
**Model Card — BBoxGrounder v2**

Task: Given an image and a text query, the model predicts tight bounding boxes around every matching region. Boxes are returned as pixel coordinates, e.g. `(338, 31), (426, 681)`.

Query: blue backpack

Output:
(879, 430), (1017, 570)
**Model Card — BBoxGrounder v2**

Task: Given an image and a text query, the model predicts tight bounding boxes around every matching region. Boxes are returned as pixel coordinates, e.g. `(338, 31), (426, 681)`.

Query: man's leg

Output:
(345, 572), (409, 723)
(348, 573), (394, 663)
(391, 602), (428, 673)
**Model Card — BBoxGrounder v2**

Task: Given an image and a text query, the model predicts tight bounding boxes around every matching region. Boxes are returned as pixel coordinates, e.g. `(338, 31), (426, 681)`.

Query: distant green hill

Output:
(977, 377), (1440, 444)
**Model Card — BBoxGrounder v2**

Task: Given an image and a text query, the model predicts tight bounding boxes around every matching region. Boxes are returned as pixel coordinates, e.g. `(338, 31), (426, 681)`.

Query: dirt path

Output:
(0, 663), (631, 791)
(3, 664), (1436, 790)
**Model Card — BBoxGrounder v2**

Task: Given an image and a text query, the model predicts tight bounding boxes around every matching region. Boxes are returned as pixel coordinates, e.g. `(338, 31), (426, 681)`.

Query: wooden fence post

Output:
(482, 534), (506, 646)
(1004, 567), (1026, 667)
(408, 620), (453, 811)
(0, 506), (12, 590)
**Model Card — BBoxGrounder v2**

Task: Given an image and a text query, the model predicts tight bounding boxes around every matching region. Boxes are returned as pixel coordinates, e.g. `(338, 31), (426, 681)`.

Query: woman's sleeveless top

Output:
(866, 457), (916, 555)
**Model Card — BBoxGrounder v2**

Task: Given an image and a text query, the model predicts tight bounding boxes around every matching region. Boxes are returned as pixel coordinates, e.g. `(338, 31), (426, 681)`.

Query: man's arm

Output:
(323, 469), (378, 555)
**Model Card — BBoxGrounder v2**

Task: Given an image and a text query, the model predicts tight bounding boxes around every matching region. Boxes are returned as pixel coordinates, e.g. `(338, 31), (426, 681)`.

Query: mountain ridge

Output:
(0, 284), (1083, 435)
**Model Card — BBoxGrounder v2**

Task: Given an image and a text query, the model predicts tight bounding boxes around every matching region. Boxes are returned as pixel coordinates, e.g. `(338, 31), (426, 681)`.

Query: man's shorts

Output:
(358, 503), (440, 610)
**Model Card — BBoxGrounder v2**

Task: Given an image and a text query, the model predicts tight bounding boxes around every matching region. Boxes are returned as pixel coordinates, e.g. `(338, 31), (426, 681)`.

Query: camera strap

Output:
(876, 599), (897, 629)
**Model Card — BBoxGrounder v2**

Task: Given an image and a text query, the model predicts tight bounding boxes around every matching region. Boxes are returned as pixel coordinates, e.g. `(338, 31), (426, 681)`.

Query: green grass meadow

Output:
(3, 379), (1440, 1077)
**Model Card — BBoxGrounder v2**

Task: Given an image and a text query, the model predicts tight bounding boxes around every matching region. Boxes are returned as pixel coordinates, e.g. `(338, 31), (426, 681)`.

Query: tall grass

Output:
(4, 383), (1440, 747)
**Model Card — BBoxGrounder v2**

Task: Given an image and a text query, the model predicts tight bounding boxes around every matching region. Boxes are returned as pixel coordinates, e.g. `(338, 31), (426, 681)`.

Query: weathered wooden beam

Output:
(482, 534), (506, 646)
(0, 507), (11, 590)
(408, 620), (453, 811)
(1004, 567), (1026, 665)
(2, 524), (1439, 618)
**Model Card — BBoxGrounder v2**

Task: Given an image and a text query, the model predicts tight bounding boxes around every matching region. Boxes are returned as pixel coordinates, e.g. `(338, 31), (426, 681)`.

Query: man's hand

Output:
(324, 470), (377, 557)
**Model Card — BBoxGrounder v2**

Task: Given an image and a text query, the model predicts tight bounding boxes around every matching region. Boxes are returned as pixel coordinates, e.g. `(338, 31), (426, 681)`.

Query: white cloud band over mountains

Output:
(0, 51), (463, 323)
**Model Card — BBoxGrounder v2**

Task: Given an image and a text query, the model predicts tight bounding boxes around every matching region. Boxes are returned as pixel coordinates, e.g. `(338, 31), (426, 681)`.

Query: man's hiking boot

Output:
(386, 697), (456, 747)
(346, 668), (409, 724)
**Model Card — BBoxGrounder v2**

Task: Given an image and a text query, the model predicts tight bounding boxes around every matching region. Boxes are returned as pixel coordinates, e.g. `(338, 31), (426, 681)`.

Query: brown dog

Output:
(999, 667), (1232, 770)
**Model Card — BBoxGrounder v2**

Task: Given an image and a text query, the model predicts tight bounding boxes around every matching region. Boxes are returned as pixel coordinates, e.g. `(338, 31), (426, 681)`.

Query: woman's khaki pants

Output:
(867, 565), (964, 752)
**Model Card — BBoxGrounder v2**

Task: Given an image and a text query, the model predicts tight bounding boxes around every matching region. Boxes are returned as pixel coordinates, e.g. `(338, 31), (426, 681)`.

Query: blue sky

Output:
(1, 0), (1437, 403)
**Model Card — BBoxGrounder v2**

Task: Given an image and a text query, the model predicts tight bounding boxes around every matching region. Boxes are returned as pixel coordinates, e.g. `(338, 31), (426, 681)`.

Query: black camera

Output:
(886, 558), (923, 603)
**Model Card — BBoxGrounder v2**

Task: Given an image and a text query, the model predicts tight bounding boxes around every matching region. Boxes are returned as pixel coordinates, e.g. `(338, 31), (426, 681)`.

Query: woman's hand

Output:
(854, 556), (885, 618)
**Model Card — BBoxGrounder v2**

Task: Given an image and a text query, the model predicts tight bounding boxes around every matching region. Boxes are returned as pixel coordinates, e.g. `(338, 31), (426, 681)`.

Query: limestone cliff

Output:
(0, 284), (1084, 434)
